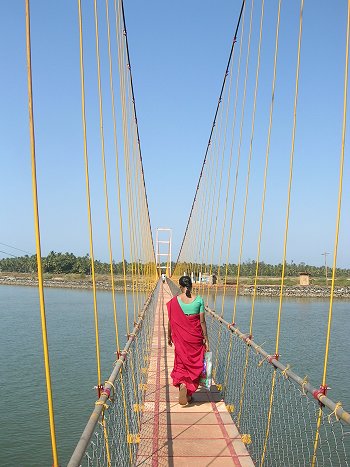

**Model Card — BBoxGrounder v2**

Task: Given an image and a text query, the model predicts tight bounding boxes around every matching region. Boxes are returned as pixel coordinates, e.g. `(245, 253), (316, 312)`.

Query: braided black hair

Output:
(179, 275), (192, 298)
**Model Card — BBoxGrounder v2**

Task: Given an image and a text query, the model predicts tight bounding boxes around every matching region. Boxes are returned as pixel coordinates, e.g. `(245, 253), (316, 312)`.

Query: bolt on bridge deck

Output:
(136, 283), (254, 466)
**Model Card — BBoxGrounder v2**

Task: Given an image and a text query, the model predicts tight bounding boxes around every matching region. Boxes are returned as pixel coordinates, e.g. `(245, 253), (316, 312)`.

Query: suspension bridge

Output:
(10, 0), (350, 465)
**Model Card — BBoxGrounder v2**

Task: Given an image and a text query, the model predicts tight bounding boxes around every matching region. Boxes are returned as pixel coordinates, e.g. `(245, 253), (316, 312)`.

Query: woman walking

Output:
(166, 276), (209, 405)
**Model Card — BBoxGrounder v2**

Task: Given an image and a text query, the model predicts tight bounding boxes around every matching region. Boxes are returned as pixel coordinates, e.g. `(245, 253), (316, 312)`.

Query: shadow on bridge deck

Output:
(136, 284), (254, 466)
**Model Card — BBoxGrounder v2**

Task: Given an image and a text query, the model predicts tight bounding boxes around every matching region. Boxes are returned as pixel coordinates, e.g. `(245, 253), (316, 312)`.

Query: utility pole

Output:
(321, 252), (329, 285)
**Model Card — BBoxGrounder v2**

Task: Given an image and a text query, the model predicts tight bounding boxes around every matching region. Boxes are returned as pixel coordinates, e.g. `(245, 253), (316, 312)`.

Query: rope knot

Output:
(301, 375), (308, 395)
(258, 355), (268, 367)
(95, 400), (109, 410)
(281, 364), (290, 378)
(328, 401), (342, 423)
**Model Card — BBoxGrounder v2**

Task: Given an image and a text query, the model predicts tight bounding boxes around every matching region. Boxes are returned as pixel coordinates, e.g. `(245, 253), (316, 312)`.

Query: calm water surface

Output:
(0, 285), (349, 466)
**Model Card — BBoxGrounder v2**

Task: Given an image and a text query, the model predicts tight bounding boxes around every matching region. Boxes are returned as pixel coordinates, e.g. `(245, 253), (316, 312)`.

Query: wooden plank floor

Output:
(136, 283), (254, 466)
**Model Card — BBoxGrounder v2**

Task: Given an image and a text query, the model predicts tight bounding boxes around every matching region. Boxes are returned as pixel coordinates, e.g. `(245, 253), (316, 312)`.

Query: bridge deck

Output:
(136, 284), (254, 466)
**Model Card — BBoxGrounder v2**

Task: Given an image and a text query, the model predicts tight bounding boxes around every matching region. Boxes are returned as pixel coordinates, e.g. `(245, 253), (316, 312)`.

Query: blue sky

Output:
(0, 0), (349, 267)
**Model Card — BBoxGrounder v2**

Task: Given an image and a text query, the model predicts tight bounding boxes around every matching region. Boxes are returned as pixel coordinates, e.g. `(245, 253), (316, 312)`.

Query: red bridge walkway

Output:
(136, 283), (254, 466)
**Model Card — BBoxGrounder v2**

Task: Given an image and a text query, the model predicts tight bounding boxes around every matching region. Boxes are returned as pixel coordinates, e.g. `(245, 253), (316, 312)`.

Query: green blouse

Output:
(177, 295), (205, 315)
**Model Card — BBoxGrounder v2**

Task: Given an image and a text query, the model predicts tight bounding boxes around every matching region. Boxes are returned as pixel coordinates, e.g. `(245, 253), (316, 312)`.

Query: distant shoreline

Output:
(239, 284), (350, 298)
(0, 274), (128, 291)
(1, 274), (350, 298)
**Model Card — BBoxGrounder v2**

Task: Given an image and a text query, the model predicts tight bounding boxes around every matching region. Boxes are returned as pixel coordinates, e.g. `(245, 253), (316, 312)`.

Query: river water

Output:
(0, 285), (349, 466)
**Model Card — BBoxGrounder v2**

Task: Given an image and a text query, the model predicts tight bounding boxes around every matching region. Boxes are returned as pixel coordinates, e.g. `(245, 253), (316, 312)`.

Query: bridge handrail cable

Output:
(206, 305), (350, 426)
(68, 282), (160, 467)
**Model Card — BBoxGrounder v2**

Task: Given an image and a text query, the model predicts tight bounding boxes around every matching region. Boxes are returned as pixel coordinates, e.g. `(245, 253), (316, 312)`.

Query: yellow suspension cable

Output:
(274, 0), (304, 359)
(194, 197), (201, 270)
(135, 158), (147, 295)
(129, 101), (142, 306)
(190, 201), (202, 284)
(222, 8), (263, 415)
(130, 132), (146, 385)
(105, 0), (130, 349)
(93, 0), (120, 354)
(260, 371), (277, 467)
(211, 59), (237, 371)
(131, 157), (152, 428)
(182, 217), (192, 278)
(143, 181), (155, 289)
(249, 0), (281, 341)
(235, 0), (265, 427)
(238, 0), (282, 424)
(128, 126), (140, 322)
(136, 166), (147, 297)
(202, 121), (223, 295)
(221, 0), (249, 394)
(134, 134), (155, 281)
(197, 146), (215, 292)
(213, 57), (235, 309)
(115, 0), (134, 333)
(78, 0), (102, 387)
(195, 152), (211, 289)
(193, 198), (203, 276)
(231, 0), (255, 325)
(124, 98), (137, 326)
(133, 164), (150, 329)
(115, 0), (146, 434)
(93, 4), (119, 462)
(203, 114), (223, 290)
(207, 0), (244, 395)
(233, 0), (264, 328)
(200, 142), (218, 295)
(205, 94), (229, 303)
(219, 0), (247, 319)
(133, 161), (148, 290)
(261, 1), (304, 465)
(207, 86), (234, 372)
(131, 106), (145, 309)
(25, 2), (59, 465)
(192, 180), (208, 288)
(102, 414), (111, 467)
(312, 1), (350, 464)
(119, 27), (142, 432)
(124, 44), (140, 326)
(134, 156), (145, 297)
(193, 201), (201, 276)
(128, 98), (140, 292)
(119, 372), (133, 463)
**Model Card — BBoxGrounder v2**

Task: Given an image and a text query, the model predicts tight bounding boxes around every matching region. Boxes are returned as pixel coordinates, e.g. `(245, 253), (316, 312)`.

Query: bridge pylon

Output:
(156, 227), (172, 277)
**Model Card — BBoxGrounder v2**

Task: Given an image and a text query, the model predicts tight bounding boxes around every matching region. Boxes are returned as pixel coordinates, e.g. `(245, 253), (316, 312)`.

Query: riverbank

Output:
(1, 273), (350, 297)
(0, 273), (131, 291)
(240, 284), (350, 298)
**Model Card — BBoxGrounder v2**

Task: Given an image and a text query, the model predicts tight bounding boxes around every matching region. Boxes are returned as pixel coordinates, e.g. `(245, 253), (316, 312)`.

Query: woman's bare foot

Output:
(179, 384), (187, 405)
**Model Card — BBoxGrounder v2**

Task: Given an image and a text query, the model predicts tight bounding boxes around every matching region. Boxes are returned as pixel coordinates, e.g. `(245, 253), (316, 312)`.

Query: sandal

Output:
(179, 384), (187, 405)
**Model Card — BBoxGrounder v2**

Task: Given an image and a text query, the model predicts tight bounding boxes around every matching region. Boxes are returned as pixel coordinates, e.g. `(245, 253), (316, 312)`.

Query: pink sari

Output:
(166, 296), (205, 396)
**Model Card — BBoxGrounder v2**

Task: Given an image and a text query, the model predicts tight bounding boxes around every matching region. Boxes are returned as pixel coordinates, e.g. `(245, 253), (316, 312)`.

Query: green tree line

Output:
(174, 260), (350, 278)
(0, 251), (130, 275)
(1, 254), (349, 277)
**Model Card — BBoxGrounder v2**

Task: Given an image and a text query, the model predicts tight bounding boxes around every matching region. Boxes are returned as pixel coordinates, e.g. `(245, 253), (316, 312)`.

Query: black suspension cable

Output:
(0, 249), (18, 258)
(174, 0), (246, 272)
(0, 242), (32, 255)
(120, 0), (156, 261)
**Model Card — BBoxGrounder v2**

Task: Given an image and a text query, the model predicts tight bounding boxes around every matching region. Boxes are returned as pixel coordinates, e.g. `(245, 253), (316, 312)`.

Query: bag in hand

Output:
(199, 351), (212, 389)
